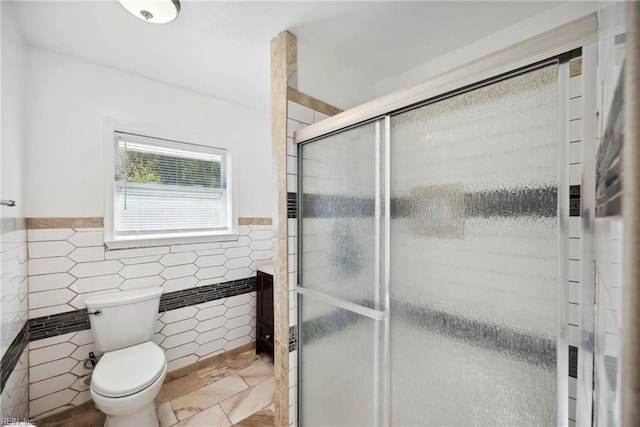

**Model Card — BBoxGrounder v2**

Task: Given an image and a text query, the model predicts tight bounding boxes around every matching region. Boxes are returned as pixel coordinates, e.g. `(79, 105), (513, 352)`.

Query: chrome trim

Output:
(623, 3), (640, 423)
(373, 120), (383, 426)
(382, 115), (391, 427)
(296, 287), (384, 321)
(374, 120), (382, 311)
(557, 58), (570, 427)
(296, 120), (303, 426)
(294, 14), (597, 144)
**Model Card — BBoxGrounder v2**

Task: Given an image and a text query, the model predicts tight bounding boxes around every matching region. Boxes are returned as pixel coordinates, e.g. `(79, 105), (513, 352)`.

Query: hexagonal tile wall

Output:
(27, 293), (257, 419)
(25, 222), (272, 419)
(26, 225), (272, 318)
(1, 226), (30, 421)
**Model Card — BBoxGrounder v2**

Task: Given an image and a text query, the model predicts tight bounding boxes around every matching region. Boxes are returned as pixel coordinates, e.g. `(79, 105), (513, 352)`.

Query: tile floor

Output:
(40, 349), (275, 427)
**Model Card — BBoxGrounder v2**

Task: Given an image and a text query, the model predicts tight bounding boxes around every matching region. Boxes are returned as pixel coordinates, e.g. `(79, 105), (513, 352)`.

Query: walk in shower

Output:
(295, 59), (570, 425)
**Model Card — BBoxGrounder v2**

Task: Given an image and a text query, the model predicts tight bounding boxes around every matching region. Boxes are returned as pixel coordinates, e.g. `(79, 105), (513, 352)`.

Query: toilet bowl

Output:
(90, 342), (167, 427)
(84, 287), (165, 427)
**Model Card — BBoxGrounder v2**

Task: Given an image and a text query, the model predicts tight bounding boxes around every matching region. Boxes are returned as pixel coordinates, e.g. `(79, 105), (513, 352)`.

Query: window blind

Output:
(113, 132), (228, 237)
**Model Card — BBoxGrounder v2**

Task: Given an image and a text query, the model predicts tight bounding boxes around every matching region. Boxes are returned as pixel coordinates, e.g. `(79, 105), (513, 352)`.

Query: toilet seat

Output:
(92, 341), (166, 398)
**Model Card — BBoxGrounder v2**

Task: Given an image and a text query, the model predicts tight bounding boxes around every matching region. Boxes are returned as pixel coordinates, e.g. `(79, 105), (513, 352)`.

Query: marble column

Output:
(270, 30), (296, 427)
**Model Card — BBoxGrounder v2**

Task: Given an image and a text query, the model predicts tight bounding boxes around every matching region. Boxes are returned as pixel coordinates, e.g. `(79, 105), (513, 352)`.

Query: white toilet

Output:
(84, 287), (167, 427)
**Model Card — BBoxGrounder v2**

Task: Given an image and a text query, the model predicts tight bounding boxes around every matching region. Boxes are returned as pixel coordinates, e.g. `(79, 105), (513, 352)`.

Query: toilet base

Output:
(91, 357), (167, 427)
(103, 402), (158, 427)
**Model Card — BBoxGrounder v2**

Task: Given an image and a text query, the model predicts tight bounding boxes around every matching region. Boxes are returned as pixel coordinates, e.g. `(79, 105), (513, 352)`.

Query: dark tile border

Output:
(569, 345), (578, 378)
(299, 298), (558, 368)
(29, 309), (91, 342)
(570, 185), (581, 217)
(462, 186), (558, 218)
(396, 301), (557, 367)
(18, 278), (259, 391)
(159, 277), (256, 312)
(289, 325), (297, 352)
(287, 192), (297, 219)
(302, 193), (373, 218)
(0, 322), (29, 393)
(27, 276), (257, 344)
(299, 186), (558, 219)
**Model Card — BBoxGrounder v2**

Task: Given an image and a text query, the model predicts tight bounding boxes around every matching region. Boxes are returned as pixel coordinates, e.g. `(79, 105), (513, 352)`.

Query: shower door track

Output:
(293, 14), (596, 146)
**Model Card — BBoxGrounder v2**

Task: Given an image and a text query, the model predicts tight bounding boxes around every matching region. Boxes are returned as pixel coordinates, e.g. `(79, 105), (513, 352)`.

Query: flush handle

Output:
(88, 310), (102, 316)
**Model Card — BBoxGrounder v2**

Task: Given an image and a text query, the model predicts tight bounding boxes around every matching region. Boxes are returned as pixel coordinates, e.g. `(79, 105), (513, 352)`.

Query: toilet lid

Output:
(92, 341), (166, 398)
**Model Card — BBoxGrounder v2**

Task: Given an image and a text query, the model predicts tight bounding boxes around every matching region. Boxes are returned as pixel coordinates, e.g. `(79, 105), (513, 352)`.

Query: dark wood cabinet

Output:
(256, 270), (274, 357)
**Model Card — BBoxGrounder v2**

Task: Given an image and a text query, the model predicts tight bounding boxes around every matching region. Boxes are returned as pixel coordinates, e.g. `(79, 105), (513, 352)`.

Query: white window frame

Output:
(104, 120), (238, 249)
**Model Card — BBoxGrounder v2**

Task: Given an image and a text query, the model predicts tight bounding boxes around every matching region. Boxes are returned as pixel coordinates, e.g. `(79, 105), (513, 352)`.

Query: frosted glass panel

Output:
(299, 295), (377, 426)
(299, 123), (377, 307)
(389, 65), (559, 425)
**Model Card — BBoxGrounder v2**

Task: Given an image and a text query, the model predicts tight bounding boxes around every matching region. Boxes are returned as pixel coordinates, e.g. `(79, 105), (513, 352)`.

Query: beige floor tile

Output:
(232, 408), (275, 427)
(220, 377), (275, 424)
(157, 402), (178, 427)
(174, 404), (231, 427)
(37, 407), (105, 427)
(237, 360), (274, 387)
(197, 350), (259, 385)
(258, 353), (274, 366)
(36, 349), (274, 427)
(157, 373), (205, 404)
(171, 375), (249, 421)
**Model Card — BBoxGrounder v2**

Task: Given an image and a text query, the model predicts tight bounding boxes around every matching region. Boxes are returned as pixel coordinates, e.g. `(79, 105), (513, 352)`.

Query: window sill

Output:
(104, 232), (238, 250)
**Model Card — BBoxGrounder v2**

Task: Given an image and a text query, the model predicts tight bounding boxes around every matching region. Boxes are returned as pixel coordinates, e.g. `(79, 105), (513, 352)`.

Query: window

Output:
(105, 131), (234, 248)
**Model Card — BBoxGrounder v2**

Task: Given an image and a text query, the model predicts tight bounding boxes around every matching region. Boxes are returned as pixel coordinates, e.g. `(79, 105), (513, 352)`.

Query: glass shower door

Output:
(298, 121), (385, 426)
(389, 64), (560, 425)
(297, 62), (563, 427)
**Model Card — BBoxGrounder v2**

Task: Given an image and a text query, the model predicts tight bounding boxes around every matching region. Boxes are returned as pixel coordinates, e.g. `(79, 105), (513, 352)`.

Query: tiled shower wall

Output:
(567, 56), (584, 426)
(0, 224), (29, 420)
(25, 222), (272, 419)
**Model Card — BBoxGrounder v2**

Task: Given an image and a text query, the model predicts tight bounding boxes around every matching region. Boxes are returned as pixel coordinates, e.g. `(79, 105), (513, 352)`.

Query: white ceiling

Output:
(11, 1), (563, 112)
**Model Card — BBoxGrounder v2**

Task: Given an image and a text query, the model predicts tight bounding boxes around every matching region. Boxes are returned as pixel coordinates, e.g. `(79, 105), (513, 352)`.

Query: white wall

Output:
(295, 2), (600, 115)
(1, 1), (26, 216)
(21, 46), (274, 419)
(1, 1), (30, 421)
(374, 1), (600, 98)
(24, 48), (272, 219)
(297, 38), (375, 111)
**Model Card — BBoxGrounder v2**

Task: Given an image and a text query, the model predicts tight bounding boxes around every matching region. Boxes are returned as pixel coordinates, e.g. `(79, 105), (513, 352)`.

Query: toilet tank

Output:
(84, 287), (163, 352)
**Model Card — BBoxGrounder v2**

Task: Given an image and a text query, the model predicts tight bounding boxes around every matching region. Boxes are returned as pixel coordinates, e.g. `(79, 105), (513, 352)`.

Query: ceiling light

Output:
(118, 0), (180, 24)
